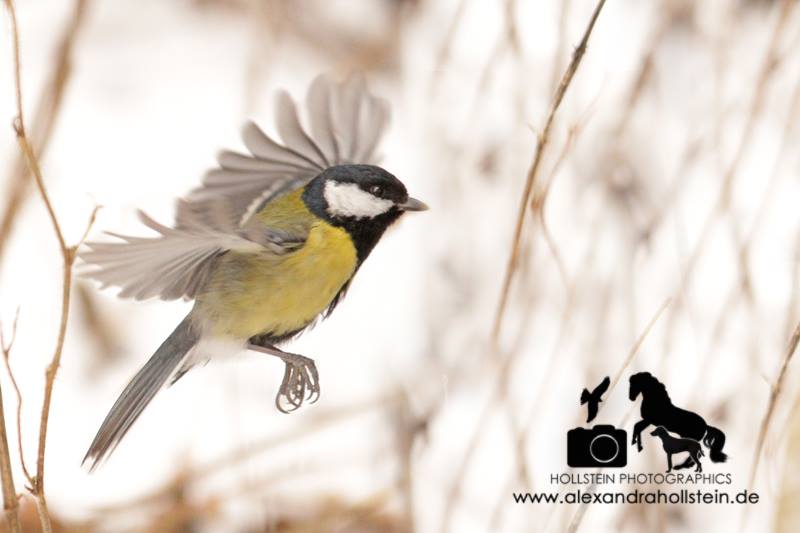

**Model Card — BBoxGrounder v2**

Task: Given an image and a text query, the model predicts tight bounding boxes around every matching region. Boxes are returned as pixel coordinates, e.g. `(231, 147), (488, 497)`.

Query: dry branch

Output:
(0, 314), (32, 487)
(749, 319), (800, 487)
(0, 317), (21, 532)
(492, 0), (608, 346)
(3, 1), (97, 531)
(0, 0), (89, 262)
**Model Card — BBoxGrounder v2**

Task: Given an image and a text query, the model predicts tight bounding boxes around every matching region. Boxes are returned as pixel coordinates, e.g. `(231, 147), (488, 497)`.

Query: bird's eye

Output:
(369, 185), (383, 196)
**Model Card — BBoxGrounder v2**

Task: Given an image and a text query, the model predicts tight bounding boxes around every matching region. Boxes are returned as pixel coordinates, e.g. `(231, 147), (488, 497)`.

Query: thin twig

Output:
(0, 316), (21, 533)
(0, 310), (33, 486)
(3, 1), (97, 531)
(608, 298), (671, 395)
(94, 394), (399, 513)
(492, 0), (608, 346)
(749, 319), (800, 488)
(0, 0), (89, 262)
(531, 108), (595, 291)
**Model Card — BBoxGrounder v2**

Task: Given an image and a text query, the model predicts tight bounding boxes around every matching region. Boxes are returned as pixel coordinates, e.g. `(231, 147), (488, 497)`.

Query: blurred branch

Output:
(672, 0), (795, 302)
(609, 299), (670, 395)
(610, 0), (683, 140)
(787, 234), (800, 342)
(749, 318), (800, 487)
(3, 1), (97, 531)
(687, 75), (800, 405)
(444, 116), (603, 533)
(0, 0), (89, 263)
(549, 0), (572, 93)
(96, 394), (400, 513)
(492, 0), (608, 347)
(530, 110), (595, 290)
(775, 392), (800, 533)
(0, 310), (33, 487)
(0, 315), (21, 533)
(428, 0), (470, 96)
(464, 0), (522, 127)
(75, 283), (122, 375)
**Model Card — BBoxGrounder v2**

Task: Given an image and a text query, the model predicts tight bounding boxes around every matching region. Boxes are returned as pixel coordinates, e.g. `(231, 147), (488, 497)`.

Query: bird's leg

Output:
(247, 343), (320, 413)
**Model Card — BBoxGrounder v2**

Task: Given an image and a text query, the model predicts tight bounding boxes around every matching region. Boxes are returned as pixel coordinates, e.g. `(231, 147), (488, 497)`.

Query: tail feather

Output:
(82, 315), (198, 471)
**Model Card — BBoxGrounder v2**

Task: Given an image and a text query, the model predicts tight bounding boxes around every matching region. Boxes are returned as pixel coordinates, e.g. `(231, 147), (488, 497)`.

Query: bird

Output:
(79, 74), (427, 470)
(580, 376), (610, 423)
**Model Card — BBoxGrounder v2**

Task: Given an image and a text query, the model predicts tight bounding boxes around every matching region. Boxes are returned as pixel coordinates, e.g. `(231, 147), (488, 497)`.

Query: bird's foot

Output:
(247, 343), (320, 413)
(275, 352), (320, 413)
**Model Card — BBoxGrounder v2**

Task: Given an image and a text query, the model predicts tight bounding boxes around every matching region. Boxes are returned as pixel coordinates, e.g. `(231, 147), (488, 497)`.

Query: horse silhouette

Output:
(629, 372), (727, 468)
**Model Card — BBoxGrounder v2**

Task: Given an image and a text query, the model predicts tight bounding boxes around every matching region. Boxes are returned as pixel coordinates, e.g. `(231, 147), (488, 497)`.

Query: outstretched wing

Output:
(80, 74), (390, 301)
(592, 376), (611, 398)
(180, 74), (390, 228)
(79, 204), (304, 301)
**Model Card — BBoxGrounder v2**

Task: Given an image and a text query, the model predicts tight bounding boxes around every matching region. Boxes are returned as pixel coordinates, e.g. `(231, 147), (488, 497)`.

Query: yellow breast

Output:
(195, 201), (358, 339)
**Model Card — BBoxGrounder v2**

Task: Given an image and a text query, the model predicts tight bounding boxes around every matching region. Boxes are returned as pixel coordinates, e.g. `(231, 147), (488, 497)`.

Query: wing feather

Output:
(306, 75), (340, 161)
(274, 91), (329, 167)
(81, 74), (390, 301)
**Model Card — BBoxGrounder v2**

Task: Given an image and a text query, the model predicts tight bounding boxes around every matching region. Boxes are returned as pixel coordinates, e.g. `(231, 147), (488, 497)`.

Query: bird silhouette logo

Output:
(580, 376), (610, 423)
(567, 375), (626, 468)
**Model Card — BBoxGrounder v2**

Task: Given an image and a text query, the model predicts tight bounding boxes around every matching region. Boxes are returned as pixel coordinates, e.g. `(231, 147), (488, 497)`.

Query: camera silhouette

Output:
(567, 425), (627, 468)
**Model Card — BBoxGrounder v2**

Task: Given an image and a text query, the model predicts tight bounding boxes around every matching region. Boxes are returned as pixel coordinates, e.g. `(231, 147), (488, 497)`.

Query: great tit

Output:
(79, 75), (427, 470)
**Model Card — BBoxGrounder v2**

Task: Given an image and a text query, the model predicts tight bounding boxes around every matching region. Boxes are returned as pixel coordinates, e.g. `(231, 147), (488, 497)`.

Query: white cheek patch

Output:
(324, 181), (394, 219)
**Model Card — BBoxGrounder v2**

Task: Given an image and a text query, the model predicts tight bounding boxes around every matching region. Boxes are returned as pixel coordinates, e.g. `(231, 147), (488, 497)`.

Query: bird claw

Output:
(274, 353), (320, 414)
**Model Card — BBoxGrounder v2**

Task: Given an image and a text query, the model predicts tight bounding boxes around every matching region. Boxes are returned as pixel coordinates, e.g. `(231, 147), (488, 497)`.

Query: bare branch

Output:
(0, 0), (89, 261)
(0, 310), (33, 486)
(3, 1), (96, 532)
(492, 0), (608, 346)
(0, 314), (21, 532)
(750, 319), (800, 487)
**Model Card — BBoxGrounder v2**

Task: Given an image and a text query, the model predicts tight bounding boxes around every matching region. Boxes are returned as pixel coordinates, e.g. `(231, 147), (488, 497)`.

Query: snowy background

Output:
(0, 0), (799, 531)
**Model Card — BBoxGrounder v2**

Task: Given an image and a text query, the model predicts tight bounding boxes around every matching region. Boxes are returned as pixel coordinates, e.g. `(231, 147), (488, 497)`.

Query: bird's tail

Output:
(82, 315), (199, 471)
(580, 388), (591, 404)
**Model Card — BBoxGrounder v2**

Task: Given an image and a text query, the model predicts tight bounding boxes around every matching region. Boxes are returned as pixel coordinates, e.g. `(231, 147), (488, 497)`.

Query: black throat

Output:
(301, 178), (404, 264)
(334, 209), (404, 263)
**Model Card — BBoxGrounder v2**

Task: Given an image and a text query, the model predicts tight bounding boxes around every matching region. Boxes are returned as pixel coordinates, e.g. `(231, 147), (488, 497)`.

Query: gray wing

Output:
(181, 74), (390, 228)
(80, 74), (390, 302)
(79, 205), (304, 301)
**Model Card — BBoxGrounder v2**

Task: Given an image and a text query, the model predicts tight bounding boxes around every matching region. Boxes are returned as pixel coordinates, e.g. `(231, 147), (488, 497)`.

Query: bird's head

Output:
(303, 164), (427, 224)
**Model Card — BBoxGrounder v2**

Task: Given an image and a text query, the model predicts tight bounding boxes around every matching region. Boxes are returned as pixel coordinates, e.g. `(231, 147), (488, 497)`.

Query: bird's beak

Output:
(398, 197), (428, 212)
